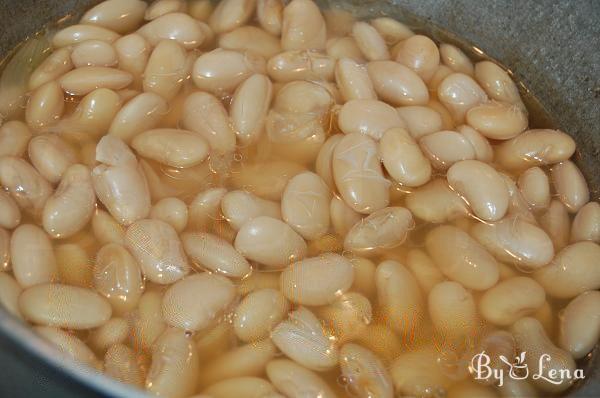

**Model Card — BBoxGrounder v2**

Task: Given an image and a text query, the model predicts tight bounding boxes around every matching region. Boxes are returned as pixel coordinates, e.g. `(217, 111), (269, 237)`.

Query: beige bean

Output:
(326, 36), (364, 61)
(145, 0), (186, 20)
(208, 0), (256, 33)
(344, 207), (414, 254)
(380, 128), (431, 187)
(367, 60), (429, 106)
(0, 272), (21, 318)
(80, 0), (146, 33)
(447, 160), (509, 221)
(54, 243), (93, 287)
(267, 50), (334, 83)
(146, 328), (200, 398)
(333, 133), (390, 213)
(162, 273), (236, 331)
(540, 199), (571, 251)
(71, 40), (118, 68)
(405, 178), (469, 223)
(551, 160), (590, 213)
(438, 73), (488, 122)
(534, 241), (600, 298)
(230, 160), (306, 200)
(104, 344), (144, 387)
(264, 118), (328, 167)
(234, 288), (289, 342)
(0, 228), (9, 272)
(335, 58), (375, 102)
(330, 195), (362, 237)
(266, 359), (336, 398)
(58, 88), (122, 138)
(188, 187), (227, 230)
(221, 190), (280, 231)
(0, 121), (31, 159)
(406, 249), (444, 293)
(93, 243), (144, 315)
(466, 101), (528, 140)
(59, 67), (132, 96)
(132, 128), (209, 168)
(11, 224), (57, 287)
(0, 191), (21, 229)
(29, 47), (74, 90)
(511, 317), (576, 393)
(371, 17), (413, 45)
(25, 81), (64, 129)
(109, 92), (167, 142)
(52, 24), (120, 48)
(235, 216), (307, 268)
(495, 129), (576, 171)
(376, 260), (424, 334)
(28, 134), (77, 184)
(479, 276), (546, 326)
(125, 219), (189, 284)
(203, 377), (277, 398)
(471, 216), (555, 270)
(193, 49), (265, 95)
(281, 171), (331, 240)
(188, 0), (213, 20)
(128, 290), (167, 351)
(237, 271), (280, 296)
(559, 290), (600, 359)
(89, 317), (130, 353)
(571, 201), (600, 243)
(281, 253), (353, 305)
(426, 225), (499, 290)
(352, 21), (389, 61)
(220, 26), (281, 59)
(272, 78), (332, 114)
(499, 172), (536, 223)
(420, 130), (476, 170)
(150, 197), (188, 233)
(35, 326), (101, 370)
(272, 306), (338, 371)
(474, 330), (516, 386)
(337, 99), (405, 140)
(231, 74), (273, 146)
(396, 105), (443, 140)
(138, 12), (205, 49)
(42, 164), (95, 239)
(182, 232), (251, 277)
(517, 166), (550, 209)
(428, 281), (478, 340)
(20, 283), (111, 329)
(390, 347), (452, 397)
(181, 91), (236, 154)
(281, 0), (326, 51)
(456, 124), (494, 162)
(143, 39), (187, 101)
(198, 339), (277, 387)
(474, 60), (523, 105)
(439, 43), (474, 75)
(92, 209), (126, 245)
(256, 0), (283, 36)
(315, 134), (343, 190)
(316, 292), (372, 343)
(339, 343), (393, 398)
(395, 35), (440, 82)
(114, 33), (150, 87)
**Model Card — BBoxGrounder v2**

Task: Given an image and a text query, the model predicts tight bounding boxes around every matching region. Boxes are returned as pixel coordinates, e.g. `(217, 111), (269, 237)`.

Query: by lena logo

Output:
(471, 351), (585, 387)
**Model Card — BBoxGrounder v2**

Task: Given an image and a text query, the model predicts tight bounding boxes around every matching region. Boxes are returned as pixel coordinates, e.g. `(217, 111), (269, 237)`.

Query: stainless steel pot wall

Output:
(0, 0), (598, 397)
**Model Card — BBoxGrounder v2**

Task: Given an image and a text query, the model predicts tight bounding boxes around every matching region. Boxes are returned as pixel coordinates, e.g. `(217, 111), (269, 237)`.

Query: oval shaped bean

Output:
(281, 0), (326, 51)
(71, 40), (118, 68)
(25, 81), (64, 129)
(395, 35), (440, 82)
(479, 277), (546, 326)
(571, 202), (600, 243)
(93, 243), (144, 315)
(466, 101), (528, 140)
(329, 195), (361, 237)
(125, 219), (189, 284)
(406, 249), (444, 293)
(35, 326), (101, 370)
(235, 216), (307, 269)
(337, 99), (405, 140)
(281, 171), (331, 240)
(267, 359), (336, 398)
(113, 33), (150, 86)
(0, 191), (21, 229)
(0, 273), (22, 318)
(104, 344), (144, 387)
(29, 47), (74, 90)
(456, 124), (494, 162)
(11, 224), (57, 287)
(231, 74), (273, 146)
(234, 288), (289, 342)
(425, 225), (499, 290)
(220, 26), (281, 59)
(335, 58), (376, 102)
(132, 129), (209, 168)
(447, 160), (509, 222)
(257, 0), (283, 36)
(316, 292), (372, 343)
(20, 283), (111, 329)
(474, 60), (523, 105)
(314, 134), (343, 190)
(42, 164), (95, 239)
(345, 207), (413, 254)
(209, 0), (256, 34)
(59, 67), (132, 96)
(89, 317), (130, 353)
(551, 160), (590, 213)
(267, 50), (334, 83)
(428, 281), (478, 340)
(145, 0), (186, 20)
(339, 343), (393, 398)
(371, 17), (414, 45)
(495, 129), (576, 171)
(138, 12), (205, 49)
(162, 273), (236, 331)
(559, 290), (600, 359)
(143, 39), (187, 101)
(271, 306), (338, 371)
(333, 133), (390, 214)
(54, 243), (93, 287)
(420, 130), (476, 170)
(146, 328), (200, 398)
(437, 73), (488, 122)
(534, 241), (600, 298)
(221, 190), (280, 231)
(60, 87), (122, 138)
(390, 347), (452, 397)
(367, 60), (429, 106)
(281, 253), (353, 305)
(129, 290), (167, 351)
(511, 317), (576, 393)
(352, 21), (389, 61)
(472, 216), (554, 269)
(517, 166), (550, 209)
(92, 209), (125, 245)
(182, 232), (250, 277)
(28, 134), (78, 184)
(326, 36), (364, 61)
(540, 199), (571, 251)
(396, 105), (443, 140)
(188, 188), (227, 230)
(52, 24), (120, 48)
(405, 178), (470, 223)
(475, 330), (516, 386)
(80, 0), (147, 33)
(149, 197), (188, 233)
(108, 92), (167, 143)
(439, 43), (474, 75)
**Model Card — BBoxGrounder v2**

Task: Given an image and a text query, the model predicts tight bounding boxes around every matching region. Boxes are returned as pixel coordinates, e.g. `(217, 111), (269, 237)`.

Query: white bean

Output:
(456, 124), (494, 162)
(35, 326), (101, 370)
(182, 232), (251, 277)
(113, 33), (150, 87)
(339, 343), (393, 398)
(128, 290), (167, 351)
(25, 81), (64, 129)
(390, 347), (452, 397)
(405, 178), (469, 223)
(344, 207), (413, 254)
(80, 0), (147, 34)
(104, 344), (144, 387)
(138, 12), (206, 49)
(221, 190), (280, 231)
(439, 43), (474, 75)
(539, 199), (571, 251)
(29, 47), (74, 90)
(0, 191), (21, 229)
(109, 92), (167, 142)
(367, 60), (429, 106)
(10, 224), (57, 287)
(231, 74), (273, 146)
(428, 281), (478, 340)
(474, 60), (523, 106)
(315, 292), (372, 343)
(89, 317), (130, 353)
(437, 72), (488, 123)
(466, 101), (528, 140)
(234, 288), (289, 342)
(420, 130), (476, 170)
(132, 128), (209, 168)
(281, 0), (326, 51)
(551, 160), (590, 213)
(559, 290), (600, 359)
(209, 0), (256, 33)
(145, 0), (186, 20)
(28, 134), (78, 184)
(337, 99), (405, 140)
(59, 67), (132, 96)
(267, 50), (335, 83)
(571, 202), (600, 243)
(71, 40), (118, 67)
(395, 35), (440, 82)
(370, 17), (414, 45)
(143, 39), (188, 101)
(266, 359), (336, 398)
(517, 166), (550, 209)
(52, 24), (120, 48)
(335, 58), (376, 102)
(396, 106), (443, 140)
(406, 249), (445, 293)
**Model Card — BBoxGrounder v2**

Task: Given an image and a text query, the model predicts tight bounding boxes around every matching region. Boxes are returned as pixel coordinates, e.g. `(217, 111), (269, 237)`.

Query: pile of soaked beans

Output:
(0, 0), (599, 397)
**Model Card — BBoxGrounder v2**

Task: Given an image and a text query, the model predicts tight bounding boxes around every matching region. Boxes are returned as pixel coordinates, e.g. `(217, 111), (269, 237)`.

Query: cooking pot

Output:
(0, 0), (598, 397)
